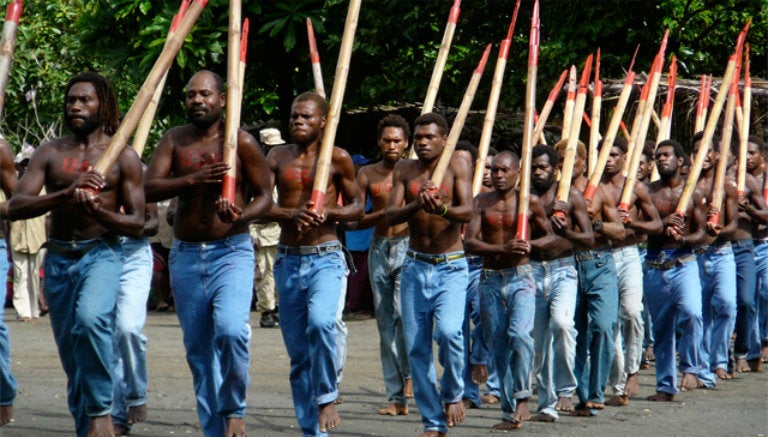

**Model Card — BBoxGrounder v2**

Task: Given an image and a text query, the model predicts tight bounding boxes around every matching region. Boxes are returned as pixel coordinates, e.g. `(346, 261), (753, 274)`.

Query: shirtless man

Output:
(690, 132), (739, 387)
(352, 114), (412, 416)
(8, 72), (145, 437)
(464, 151), (552, 430)
(599, 138), (662, 406)
(145, 70), (272, 437)
(527, 145), (592, 421)
(0, 135), (18, 426)
(552, 139), (625, 416)
(644, 139), (707, 401)
(386, 113), (473, 437)
(266, 91), (363, 436)
(746, 136), (768, 362)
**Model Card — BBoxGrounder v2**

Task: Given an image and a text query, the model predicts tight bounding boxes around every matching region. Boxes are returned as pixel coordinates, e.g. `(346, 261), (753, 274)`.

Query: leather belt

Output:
(406, 250), (465, 265)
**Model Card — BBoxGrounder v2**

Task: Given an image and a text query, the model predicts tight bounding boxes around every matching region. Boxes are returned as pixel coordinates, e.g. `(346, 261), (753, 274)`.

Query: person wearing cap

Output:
(250, 127), (284, 328)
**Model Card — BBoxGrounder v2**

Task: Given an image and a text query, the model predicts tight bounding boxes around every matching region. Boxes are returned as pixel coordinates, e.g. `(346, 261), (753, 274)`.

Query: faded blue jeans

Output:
(462, 256), (492, 407)
(170, 233), (253, 437)
(732, 239), (760, 360)
(0, 240), (16, 407)
(609, 245), (645, 395)
(480, 265), (535, 423)
(531, 256), (578, 419)
(112, 237), (153, 428)
(695, 242), (736, 387)
(45, 236), (123, 437)
(401, 250), (467, 435)
(756, 240), (768, 346)
(368, 236), (411, 406)
(644, 248), (702, 395)
(574, 248), (618, 409)
(275, 241), (347, 437)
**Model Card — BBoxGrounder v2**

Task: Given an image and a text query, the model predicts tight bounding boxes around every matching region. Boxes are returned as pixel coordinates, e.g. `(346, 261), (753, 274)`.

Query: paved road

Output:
(1, 310), (766, 436)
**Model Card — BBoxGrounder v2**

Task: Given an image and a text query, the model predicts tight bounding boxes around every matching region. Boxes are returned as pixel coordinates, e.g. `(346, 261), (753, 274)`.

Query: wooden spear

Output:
(409, 0), (462, 159)
(221, 0), (243, 203)
(737, 44), (751, 197)
(649, 55), (677, 181)
(531, 68), (567, 143)
(561, 65), (577, 141)
(308, 0), (361, 213)
(621, 78), (651, 177)
(430, 44), (491, 187)
(553, 54), (593, 217)
(707, 66), (739, 225)
(472, 0), (521, 196)
(0, 0), (22, 117)
(515, 0), (539, 240)
(588, 49), (601, 178)
(620, 120), (631, 142)
(583, 59), (637, 201)
(693, 74), (708, 134)
(90, 0), (208, 182)
(306, 17), (326, 98)
(618, 30), (669, 212)
(132, 0), (191, 157)
(239, 19), (249, 83)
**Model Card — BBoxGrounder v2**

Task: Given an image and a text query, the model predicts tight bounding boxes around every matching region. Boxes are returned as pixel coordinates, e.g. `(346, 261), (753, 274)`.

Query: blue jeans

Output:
(170, 233), (253, 437)
(695, 243), (736, 387)
(756, 240), (768, 344)
(574, 248), (618, 408)
(732, 239), (759, 360)
(113, 237), (153, 427)
(335, 274), (347, 386)
(45, 237), (123, 437)
(644, 249), (702, 395)
(462, 257), (491, 407)
(480, 265), (535, 422)
(275, 241), (348, 437)
(401, 250), (467, 434)
(368, 236), (411, 406)
(609, 245), (645, 395)
(531, 256), (578, 419)
(0, 240), (16, 406)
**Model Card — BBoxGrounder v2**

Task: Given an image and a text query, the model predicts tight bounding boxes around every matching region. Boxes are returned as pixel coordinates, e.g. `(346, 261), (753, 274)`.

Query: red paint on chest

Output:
(61, 157), (91, 174)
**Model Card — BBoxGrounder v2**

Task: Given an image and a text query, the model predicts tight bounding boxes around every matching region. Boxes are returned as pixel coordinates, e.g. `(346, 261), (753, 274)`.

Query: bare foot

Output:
(513, 398), (531, 422)
(715, 368), (732, 380)
(530, 413), (556, 422)
(378, 403), (409, 416)
(113, 424), (129, 436)
(624, 372), (640, 396)
(643, 345), (655, 362)
(570, 407), (596, 417)
(647, 392), (674, 402)
(640, 359), (650, 370)
(0, 405), (13, 426)
(481, 393), (499, 404)
(318, 402), (340, 433)
(127, 405), (146, 424)
(404, 378), (414, 398)
(748, 358), (762, 372)
(492, 419), (521, 430)
(334, 394), (343, 405)
(761, 342), (768, 363)
(87, 415), (115, 437)
(584, 401), (604, 410)
(734, 357), (751, 373)
(416, 432), (446, 437)
(461, 398), (478, 410)
(471, 364), (488, 384)
(679, 372), (698, 392)
(555, 396), (574, 412)
(444, 401), (465, 428)
(224, 417), (247, 437)
(605, 395), (629, 406)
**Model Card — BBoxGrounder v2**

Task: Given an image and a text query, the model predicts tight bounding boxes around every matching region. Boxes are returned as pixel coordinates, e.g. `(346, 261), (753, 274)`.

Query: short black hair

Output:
(599, 136), (627, 155)
(455, 140), (478, 162)
(691, 130), (721, 152)
(494, 150), (520, 165)
(414, 112), (449, 136)
(377, 114), (410, 140)
(657, 139), (686, 160)
(642, 141), (655, 161)
(532, 144), (559, 166)
(64, 72), (121, 136)
(293, 91), (329, 117)
(748, 134), (766, 153)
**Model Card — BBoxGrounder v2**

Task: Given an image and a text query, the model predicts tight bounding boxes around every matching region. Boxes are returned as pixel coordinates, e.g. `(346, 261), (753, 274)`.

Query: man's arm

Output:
(559, 187), (594, 247)
(234, 131), (272, 223)
(463, 196), (500, 255)
(594, 187), (625, 241)
(348, 167), (383, 230)
(439, 156), (473, 223)
(685, 190), (709, 246)
(0, 139), (18, 218)
(326, 147), (364, 223)
(740, 174), (768, 223)
(386, 161), (420, 226)
(528, 194), (555, 252)
(9, 144), (78, 220)
(627, 182), (663, 235)
(144, 203), (159, 237)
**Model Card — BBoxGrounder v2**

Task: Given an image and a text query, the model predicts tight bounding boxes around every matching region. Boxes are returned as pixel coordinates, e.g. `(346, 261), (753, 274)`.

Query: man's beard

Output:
(532, 175), (553, 193)
(188, 109), (219, 130)
(67, 115), (100, 137)
(658, 164), (677, 178)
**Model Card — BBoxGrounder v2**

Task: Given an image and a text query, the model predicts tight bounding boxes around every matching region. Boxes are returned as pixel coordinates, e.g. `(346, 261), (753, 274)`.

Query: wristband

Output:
(437, 204), (449, 217)
(592, 220), (603, 234)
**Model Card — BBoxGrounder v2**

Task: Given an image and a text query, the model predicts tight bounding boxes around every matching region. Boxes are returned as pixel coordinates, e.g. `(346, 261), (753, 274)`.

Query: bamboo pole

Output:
(588, 48), (601, 178)
(0, 0), (22, 118)
(239, 19), (249, 84)
(221, 0), (243, 202)
(708, 67), (738, 225)
(675, 56), (737, 217)
(472, 0), (521, 196)
(618, 30), (669, 212)
(430, 44), (491, 187)
(409, 0), (462, 159)
(583, 66), (637, 201)
(620, 120), (631, 142)
(132, 0), (191, 157)
(554, 54), (593, 214)
(515, 0), (539, 241)
(650, 55), (677, 181)
(531, 68), (567, 143)
(621, 78), (649, 177)
(307, 18), (325, 98)
(91, 0), (208, 180)
(694, 74), (708, 133)
(737, 44), (751, 197)
(561, 65), (577, 141)
(309, 0), (361, 213)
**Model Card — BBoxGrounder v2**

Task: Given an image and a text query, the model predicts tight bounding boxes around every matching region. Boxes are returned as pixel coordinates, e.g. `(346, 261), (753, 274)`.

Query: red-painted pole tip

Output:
(475, 44), (492, 74)
(448, 0), (461, 24)
(6, 0), (22, 24)
(240, 19), (249, 63)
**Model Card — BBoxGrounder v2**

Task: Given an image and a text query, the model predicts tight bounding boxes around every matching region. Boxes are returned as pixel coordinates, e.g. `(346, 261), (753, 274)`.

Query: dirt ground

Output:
(1, 310), (766, 437)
